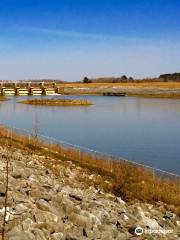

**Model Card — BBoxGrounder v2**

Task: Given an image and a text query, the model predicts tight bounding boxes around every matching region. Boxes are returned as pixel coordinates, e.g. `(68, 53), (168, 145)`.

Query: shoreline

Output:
(0, 143), (179, 239)
(1, 82), (180, 99)
(60, 85), (180, 99)
(0, 126), (180, 239)
(0, 125), (179, 208)
(63, 92), (180, 99)
(55, 82), (180, 99)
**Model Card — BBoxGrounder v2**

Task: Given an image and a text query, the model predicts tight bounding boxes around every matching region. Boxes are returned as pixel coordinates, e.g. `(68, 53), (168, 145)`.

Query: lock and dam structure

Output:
(0, 82), (62, 96)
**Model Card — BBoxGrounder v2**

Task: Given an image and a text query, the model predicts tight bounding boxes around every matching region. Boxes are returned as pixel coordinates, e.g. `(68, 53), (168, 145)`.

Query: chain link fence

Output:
(0, 123), (179, 195)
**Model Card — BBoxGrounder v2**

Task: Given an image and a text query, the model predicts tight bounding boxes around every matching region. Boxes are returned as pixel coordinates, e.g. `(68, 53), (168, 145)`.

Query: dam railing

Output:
(0, 124), (180, 194)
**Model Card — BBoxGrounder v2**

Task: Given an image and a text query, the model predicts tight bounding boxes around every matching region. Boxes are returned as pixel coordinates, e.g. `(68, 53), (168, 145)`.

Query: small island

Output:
(19, 98), (93, 106)
(0, 96), (8, 101)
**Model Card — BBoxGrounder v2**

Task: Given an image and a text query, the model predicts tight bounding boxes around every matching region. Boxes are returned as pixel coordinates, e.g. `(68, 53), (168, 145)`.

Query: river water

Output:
(0, 95), (180, 174)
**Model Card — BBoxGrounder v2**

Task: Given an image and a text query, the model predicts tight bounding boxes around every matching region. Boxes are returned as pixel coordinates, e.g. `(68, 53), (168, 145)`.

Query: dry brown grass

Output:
(0, 125), (179, 213)
(19, 98), (93, 106)
(175, 207), (180, 217)
(112, 162), (180, 207)
(0, 97), (8, 101)
(57, 82), (180, 89)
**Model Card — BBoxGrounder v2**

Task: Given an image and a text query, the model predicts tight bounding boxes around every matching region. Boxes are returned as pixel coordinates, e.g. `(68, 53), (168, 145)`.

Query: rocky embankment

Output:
(0, 145), (179, 240)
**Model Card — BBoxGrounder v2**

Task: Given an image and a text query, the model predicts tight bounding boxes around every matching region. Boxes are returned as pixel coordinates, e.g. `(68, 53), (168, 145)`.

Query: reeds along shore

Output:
(0, 125), (179, 215)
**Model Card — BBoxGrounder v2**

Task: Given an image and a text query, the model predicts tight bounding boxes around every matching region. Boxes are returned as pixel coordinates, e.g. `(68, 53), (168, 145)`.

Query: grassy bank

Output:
(57, 82), (180, 98)
(62, 91), (180, 99)
(58, 82), (180, 88)
(20, 98), (93, 106)
(126, 92), (180, 99)
(0, 125), (179, 215)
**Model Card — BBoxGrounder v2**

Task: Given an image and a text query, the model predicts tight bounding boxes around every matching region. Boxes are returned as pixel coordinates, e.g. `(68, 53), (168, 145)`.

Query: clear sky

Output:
(0, 0), (180, 81)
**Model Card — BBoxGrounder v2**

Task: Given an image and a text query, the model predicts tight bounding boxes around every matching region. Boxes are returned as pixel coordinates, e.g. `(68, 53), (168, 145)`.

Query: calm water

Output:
(0, 95), (180, 174)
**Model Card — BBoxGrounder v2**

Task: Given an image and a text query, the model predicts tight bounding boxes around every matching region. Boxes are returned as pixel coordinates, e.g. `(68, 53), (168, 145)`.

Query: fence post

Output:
(1, 124), (180, 189)
(8, 129), (10, 139)
(11, 128), (13, 142)
(152, 168), (155, 195)
(110, 156), (113, 173)
(152, 168), (155, 181)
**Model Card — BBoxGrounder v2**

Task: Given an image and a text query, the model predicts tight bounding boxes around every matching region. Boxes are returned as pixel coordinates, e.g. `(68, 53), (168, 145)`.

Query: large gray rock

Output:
(69, 213), (92, 228)
(7, 230), (35, 240)
(62, 197), (76, 215)
(31, 228), (47, 240)
(51, 232), (64, 240)
(22, 218), (34, 231)
(36, 199), (52, 211)
(34, 209), (58, 224)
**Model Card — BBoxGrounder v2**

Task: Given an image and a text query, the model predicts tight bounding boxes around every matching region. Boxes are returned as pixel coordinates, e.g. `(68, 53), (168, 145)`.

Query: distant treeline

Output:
(82, 73), (180, 83)
(159, 73), (180, 81)
(82, 76), (134, 83)
(82, 76), (158, 83)
(1, 72), (180, 84)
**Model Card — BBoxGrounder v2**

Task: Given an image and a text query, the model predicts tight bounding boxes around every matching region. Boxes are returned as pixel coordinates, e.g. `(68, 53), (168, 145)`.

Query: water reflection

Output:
(0, 95), (180, 174)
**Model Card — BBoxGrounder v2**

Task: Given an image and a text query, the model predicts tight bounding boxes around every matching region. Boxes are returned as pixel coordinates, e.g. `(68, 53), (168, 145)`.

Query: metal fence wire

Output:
(0, 124), (180, 193)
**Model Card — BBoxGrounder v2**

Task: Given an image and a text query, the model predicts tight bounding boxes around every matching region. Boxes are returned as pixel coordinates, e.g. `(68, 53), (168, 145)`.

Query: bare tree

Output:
(31, 115), (40, 148)
(1, 141), (11, 240)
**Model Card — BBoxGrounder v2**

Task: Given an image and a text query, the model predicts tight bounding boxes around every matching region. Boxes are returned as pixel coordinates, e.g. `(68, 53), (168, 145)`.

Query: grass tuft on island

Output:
(19, 98), (93, 106)
(0, 96), (8, 101)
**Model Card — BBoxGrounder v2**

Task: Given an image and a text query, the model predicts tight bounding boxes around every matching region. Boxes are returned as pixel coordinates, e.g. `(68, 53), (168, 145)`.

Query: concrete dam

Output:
(0, 82), (61, 96)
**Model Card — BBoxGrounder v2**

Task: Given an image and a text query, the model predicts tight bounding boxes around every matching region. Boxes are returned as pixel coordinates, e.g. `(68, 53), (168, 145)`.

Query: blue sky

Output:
(0, 0), (180, 81)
